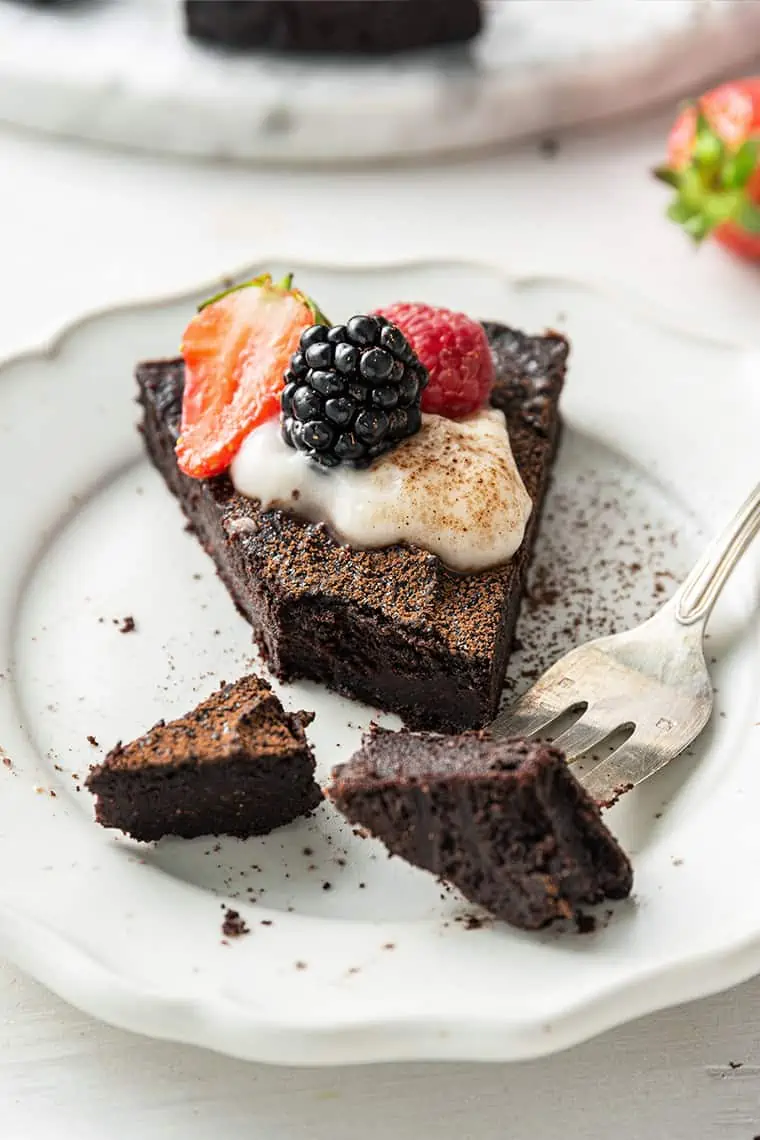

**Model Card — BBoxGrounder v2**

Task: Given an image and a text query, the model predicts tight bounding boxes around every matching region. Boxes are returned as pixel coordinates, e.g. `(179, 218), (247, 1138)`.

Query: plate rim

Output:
(1, 256), (759, 1066)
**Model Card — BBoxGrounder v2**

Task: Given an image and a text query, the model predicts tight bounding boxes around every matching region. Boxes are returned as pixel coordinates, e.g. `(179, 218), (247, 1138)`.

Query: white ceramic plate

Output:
(0, 260), (759, 1066)
(2, 0), (760, 162)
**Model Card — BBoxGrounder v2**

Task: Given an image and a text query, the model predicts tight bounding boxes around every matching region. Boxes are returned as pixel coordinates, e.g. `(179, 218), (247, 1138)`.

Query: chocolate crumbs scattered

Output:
(221, 908), (249, 938)
(502, 448), (699, 704)
(118, 616), (136, 634)
(86, 735), (99, 748)
(575, 912), (596, 935)
(459, 914), (487, 931)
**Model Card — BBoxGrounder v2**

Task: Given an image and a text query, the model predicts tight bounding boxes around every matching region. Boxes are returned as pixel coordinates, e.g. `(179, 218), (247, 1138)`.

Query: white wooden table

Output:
(2, 108), (760, 1138)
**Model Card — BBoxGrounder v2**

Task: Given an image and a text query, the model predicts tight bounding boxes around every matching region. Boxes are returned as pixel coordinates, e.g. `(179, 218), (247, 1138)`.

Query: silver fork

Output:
(491, 482), (760, 807)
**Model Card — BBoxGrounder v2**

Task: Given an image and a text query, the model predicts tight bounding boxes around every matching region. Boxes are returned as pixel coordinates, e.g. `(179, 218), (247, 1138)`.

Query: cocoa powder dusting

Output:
(502, 440), (700, 703)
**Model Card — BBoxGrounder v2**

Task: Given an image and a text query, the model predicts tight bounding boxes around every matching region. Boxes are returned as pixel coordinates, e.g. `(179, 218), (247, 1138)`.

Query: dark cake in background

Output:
(184, 0), (483, 54)
(86, 675), (321, 841)
(329, 730), (633, 930)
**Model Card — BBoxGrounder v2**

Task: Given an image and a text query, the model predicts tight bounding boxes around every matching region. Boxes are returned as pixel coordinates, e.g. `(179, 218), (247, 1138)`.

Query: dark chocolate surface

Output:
(329, 729), (633, 930)
(86, 675), (321, 842)
(137, 322), (567, 732)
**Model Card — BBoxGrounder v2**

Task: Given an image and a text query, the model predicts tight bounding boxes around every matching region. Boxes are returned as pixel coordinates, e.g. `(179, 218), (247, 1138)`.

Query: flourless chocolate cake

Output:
(137, 322), (567, 733)
(184, 1), (483, 54)
(329, 730), (633, 930)
(86, 675), (321, 842)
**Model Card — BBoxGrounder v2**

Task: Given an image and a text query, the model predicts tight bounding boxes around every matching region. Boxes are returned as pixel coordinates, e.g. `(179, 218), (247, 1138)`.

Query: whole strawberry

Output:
(375, 302), (494, 419)
(655, 77), (760, 261)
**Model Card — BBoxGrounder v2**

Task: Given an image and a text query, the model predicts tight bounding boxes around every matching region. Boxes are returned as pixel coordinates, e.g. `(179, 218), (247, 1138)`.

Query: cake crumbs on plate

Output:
(456, 913), (489, 931)
(117, 616), (136, 634)
(574, 912), (597, 935)
(221, 908), (249, 938)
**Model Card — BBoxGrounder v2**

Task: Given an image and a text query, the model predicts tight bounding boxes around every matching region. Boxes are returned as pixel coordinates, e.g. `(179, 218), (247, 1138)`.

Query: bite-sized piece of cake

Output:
(184, 0), (483, 55)
(86, 675), (321, 842)
(329, 730), (633, 930)
(138, 310), (566, 733)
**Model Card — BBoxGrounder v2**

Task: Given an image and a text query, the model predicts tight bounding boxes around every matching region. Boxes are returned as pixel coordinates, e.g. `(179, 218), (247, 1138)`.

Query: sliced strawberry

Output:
(176, 273), (327, 479)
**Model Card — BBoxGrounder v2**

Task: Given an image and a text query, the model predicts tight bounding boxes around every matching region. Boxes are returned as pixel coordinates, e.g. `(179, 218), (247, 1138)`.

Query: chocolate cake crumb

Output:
(86, 735), (99, 748)
(302, 846), (313, 856)
(322, 881), (332, 891)
(261, 919), (273, 926)
(575, 912), (596, 935)
(1, 755), (11, 769)
(599, 782), (634, 809)
(295, 960), (307, 970)
(221, 908), (249, 938)
(460, 914), (486, 931)
(118, 616), (136, 634)
(728, 1061), (743, 1070)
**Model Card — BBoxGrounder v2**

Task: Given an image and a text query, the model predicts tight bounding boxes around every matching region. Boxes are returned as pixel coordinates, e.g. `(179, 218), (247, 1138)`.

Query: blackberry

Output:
(281, 315), (428, 468)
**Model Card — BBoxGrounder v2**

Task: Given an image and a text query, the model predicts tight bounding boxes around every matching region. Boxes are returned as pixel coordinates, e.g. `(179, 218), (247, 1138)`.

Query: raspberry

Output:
(374, 303), (494, 419)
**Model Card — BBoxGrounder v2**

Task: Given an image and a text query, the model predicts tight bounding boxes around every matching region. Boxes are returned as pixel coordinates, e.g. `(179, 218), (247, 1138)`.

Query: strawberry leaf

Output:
(723, 139), (759, 189)
(653, 165), (680, 188)
(737, 201), (760, 235)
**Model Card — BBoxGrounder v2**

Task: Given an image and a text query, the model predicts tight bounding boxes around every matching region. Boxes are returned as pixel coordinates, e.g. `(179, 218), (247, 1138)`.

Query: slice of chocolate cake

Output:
(86, 675), (321, 842)
(329, 730), (633, 930)
(185, 1), (483, 54)
(137, 322), (566, 734)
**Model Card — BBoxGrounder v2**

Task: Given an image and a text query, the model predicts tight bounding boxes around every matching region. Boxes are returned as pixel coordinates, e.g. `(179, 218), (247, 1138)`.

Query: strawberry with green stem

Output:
(655, 77), (760, 261)
(177, 272), (328, 479)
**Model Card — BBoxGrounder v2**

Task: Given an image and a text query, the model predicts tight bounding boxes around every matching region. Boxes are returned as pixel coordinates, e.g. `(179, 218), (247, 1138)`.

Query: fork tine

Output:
(551, 714), (626, 763)
(487, 702), (558, 738)
(492, 647), (590, 740)
(489, 701), (560, 740)
(580, 737), (686, 807)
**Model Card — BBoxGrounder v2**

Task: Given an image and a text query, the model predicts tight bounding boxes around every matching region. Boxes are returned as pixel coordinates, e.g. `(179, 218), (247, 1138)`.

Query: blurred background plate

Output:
(0, 0), (759, 164)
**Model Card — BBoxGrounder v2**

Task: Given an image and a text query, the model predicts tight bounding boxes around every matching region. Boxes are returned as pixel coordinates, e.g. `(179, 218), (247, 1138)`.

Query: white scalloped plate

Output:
(2, 0), (760, 162)
(0, 260), (759, 1066)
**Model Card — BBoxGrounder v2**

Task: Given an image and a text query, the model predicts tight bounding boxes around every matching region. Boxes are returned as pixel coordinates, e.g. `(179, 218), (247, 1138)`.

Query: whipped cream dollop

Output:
(229, 408), (532, 572)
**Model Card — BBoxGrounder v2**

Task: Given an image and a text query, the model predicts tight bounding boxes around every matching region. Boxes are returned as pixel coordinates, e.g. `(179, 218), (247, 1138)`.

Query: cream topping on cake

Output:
(229, 408), (532, 572)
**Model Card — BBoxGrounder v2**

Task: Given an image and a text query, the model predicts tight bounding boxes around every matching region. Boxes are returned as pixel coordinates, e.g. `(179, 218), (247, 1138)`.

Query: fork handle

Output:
(673, 482), (760, 626)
